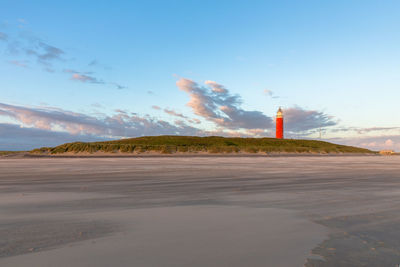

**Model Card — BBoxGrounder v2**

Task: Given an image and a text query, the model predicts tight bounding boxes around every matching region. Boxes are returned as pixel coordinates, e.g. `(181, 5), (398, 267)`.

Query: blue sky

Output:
(1, 0), (400, 150)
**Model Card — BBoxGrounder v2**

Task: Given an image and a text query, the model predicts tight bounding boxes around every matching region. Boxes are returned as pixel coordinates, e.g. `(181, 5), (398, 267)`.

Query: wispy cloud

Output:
(0, 74), (375, 150)
(88, 59), (98, 66)
(8, 60), (28, 68)
(153, 105), (202, 125)
(329, 126), (400, 135)
(164, 108), (188, 119)
(25, 41), (64, 66)
(283, 106), (337, 132)
(71, 73), (103, 84)
(162, 108), (202, 125)
(71, 73), (104, 84)
(2, 99), (394, 151)
(177, 78), (273, 130)
(0, 102), (202, 138)
(64, 69), (125, 89)
(0, 32), (7, 41)
(0, 28), (125, 89)
(205, 80), (228, 93)
(0, 123), (105, 150)
(263, 89), (279, 99)
(91, 103), (104, 109)
(0, 101), (278, 150)
(110, 83), (127, 90)
(327, 135), (400, 151)
(88, 59), (111, 70)
(64, 69), (103, 84)
(190, 118), (201, 124)
(2, 33), (64, 67)
(177, 78), (338, 135)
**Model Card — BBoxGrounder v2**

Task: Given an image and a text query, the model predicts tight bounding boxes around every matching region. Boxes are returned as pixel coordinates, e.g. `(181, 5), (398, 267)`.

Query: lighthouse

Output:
(276, 107), (284, 139)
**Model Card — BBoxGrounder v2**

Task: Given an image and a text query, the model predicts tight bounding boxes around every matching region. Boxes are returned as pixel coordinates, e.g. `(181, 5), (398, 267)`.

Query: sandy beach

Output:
(1, 156), (400, 266)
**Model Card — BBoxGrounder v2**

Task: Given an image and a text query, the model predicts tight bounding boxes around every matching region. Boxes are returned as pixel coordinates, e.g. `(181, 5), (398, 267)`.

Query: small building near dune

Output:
(379, 150), (395, 155)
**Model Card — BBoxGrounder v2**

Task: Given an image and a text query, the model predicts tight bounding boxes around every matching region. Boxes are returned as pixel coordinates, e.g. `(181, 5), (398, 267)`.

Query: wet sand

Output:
(1, 156), (400, 266)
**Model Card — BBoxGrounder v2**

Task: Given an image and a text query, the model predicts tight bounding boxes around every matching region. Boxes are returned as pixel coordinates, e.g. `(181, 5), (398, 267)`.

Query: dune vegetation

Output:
(30, 135), (375, 155)
(0, 151), (24, 156)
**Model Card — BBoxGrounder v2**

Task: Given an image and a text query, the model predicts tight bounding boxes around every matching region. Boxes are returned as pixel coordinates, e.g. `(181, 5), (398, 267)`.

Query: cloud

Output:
(38, 42), (63, 61)
(64, 69), (125, 88)
(8, 60), (28, 68)
(0, 75), (345, 150)
(177, 78), (273, 130)
(0, 102), (202, 140)
(263, 89), (279, 99)
(0, 98), (366, 151)
(328, 135), (400, 152)
(205, 80), (228, 93)
(71, 73), (103, 84)
(1, 32), (64, 67)
(384, 139), (394, 147)
(161, 107), (203, 125)
(283, 106), (337, 132)
(65, 69), (103, 84)
(26, 41), (64, 65)
(177, 78), (336, 133)
(0, 28), (125, 89)
(0, 32), (7, 41)
(245, 129), (268, 136)
(88, 59), (111, 70)
(69, 72), (126, 88)
(88, 59), (98, 66)
(44, 67), (55, 73)
(164, 108), (188, 119)
(0, 123), (105, 151)
(330, 126), (400, 135)
(263, 89), (273, 96)
(91, 103), (104, 109)
(110, 83), (127, 90)
(190, 118), (201, 124)
(114, 109), (128, 114)
(0, 102), (273, 150)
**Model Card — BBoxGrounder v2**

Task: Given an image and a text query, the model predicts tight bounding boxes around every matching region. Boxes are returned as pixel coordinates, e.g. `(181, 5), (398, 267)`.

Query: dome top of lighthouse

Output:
(277, 107), (283, 118)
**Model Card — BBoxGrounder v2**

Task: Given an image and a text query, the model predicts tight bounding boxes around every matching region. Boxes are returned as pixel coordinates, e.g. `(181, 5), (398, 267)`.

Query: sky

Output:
(0, 0), (399, 151)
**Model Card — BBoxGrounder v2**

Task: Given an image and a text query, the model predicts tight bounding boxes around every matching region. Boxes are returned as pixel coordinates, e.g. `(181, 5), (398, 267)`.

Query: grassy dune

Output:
(0, 151), (25, 156)
(30, 135), (374, 155)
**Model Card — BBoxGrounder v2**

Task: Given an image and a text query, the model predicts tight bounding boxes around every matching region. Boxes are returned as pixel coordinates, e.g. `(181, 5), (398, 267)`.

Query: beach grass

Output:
(30, 135), (375, 155)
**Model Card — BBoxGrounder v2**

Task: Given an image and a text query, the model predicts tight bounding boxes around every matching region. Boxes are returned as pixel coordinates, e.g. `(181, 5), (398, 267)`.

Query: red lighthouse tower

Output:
(276, 107), (284, 139)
